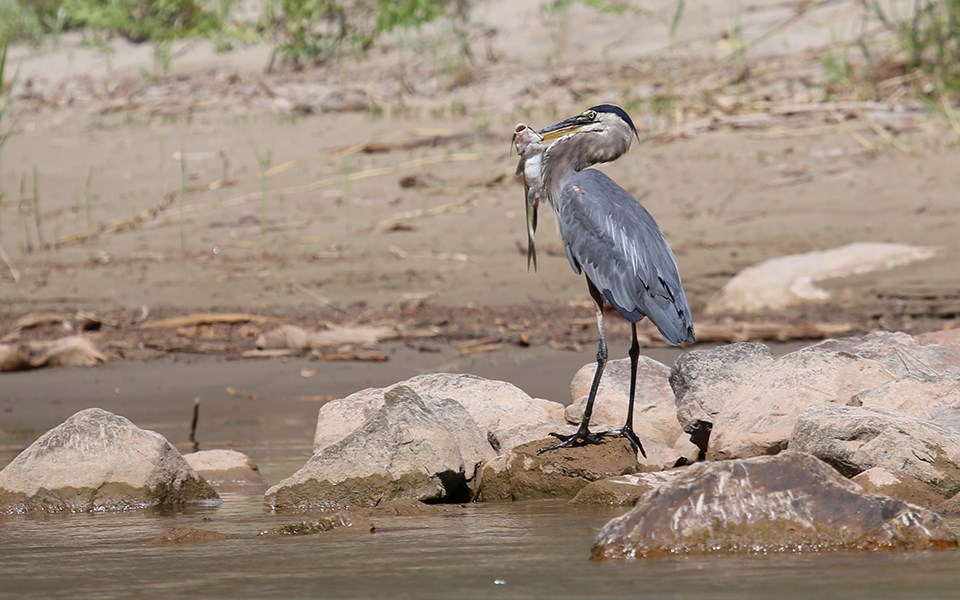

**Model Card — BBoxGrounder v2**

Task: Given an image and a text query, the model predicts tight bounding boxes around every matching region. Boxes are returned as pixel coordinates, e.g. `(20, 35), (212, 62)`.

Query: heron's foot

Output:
(537, 428), (606, 454)
(600, 426), (647, 459)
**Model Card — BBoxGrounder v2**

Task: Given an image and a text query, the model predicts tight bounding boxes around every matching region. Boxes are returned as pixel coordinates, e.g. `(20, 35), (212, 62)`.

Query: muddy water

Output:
(2, 493), (959, 599)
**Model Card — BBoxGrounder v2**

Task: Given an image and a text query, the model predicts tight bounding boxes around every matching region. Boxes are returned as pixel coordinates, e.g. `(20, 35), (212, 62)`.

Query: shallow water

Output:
(2, 492), (959, 600)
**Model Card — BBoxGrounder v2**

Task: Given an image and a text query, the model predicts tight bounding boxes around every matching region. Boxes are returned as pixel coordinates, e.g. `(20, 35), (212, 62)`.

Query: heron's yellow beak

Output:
(538, 114), (592, 141)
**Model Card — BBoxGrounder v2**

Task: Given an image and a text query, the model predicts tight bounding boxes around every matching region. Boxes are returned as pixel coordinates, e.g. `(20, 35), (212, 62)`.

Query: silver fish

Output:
(512, 123), (545, 271)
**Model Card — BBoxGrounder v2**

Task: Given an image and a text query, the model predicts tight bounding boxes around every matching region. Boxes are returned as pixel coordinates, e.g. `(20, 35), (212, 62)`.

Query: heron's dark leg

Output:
(601, 323), (647, 458)
(538, 279), (608, 453)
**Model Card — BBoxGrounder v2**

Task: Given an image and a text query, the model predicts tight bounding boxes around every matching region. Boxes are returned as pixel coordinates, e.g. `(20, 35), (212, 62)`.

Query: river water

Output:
(3, 350), (960, 598)
(2, 489), (960, 600)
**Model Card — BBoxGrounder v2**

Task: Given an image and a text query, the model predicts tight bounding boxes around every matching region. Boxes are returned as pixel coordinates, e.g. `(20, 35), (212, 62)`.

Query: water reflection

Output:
(2, 495), (959, 599)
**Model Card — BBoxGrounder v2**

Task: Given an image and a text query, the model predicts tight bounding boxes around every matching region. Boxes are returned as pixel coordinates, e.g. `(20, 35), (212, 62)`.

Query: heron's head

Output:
(538, 104), (639, 169)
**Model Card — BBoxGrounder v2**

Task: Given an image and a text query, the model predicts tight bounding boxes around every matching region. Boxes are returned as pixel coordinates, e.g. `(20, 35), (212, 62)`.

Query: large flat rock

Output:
(592, 452), (957, 559)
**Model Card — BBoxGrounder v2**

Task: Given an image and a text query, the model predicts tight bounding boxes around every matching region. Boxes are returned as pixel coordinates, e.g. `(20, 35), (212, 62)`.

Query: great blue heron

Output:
(527, 104), (695, 456)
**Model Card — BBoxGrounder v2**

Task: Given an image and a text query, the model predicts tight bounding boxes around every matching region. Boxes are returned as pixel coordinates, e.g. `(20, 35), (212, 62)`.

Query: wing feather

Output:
(555, 169), (694, 344)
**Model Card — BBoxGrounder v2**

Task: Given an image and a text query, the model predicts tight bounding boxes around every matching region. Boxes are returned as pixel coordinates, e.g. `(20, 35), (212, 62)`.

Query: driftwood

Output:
(688, 320), (854, 343)
(457, 337), (504, 357)
(141, 313), (281, 330)
(312, 350), (390, 362)
(0, 336), (107, 372)
(341, 130), (475, 154)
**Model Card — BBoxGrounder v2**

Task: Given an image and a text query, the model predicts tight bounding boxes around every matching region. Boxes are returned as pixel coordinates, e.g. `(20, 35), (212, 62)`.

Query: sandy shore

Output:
(2, 0), (959, 474)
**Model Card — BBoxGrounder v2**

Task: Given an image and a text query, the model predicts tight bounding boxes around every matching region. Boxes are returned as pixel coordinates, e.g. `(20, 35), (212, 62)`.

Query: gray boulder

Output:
(313, 373), (564, 455)
(184, 449), (268, 491)
(592, 452), (957, 559)
(670, 332), (960, 460)
(790, 404), (960, 499)
(0, 408), (219, 513)
(266, 386), (495, 510)
(566, 357), (699, 467)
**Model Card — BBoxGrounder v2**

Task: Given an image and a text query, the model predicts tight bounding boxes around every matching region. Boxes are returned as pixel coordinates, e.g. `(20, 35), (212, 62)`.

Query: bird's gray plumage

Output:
(555, 169), (694, 345)
(523, 103), (695, 455)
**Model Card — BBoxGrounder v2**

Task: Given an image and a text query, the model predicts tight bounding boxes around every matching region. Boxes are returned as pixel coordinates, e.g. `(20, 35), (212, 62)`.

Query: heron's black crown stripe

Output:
(587, 103), (638, 137)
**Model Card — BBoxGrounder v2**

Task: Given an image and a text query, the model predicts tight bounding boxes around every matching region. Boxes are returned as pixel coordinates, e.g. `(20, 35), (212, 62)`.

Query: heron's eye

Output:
(585, 110), (597, 121)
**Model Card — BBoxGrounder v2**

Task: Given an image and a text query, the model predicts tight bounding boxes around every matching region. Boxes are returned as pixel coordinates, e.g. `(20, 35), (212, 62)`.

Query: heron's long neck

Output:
(540, 130), (631, 210)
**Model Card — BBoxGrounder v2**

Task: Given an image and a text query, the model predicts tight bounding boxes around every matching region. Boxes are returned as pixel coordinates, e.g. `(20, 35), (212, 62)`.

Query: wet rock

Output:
(567, 357), (700, 467)
(0, 408), (219, 514)
(184, 449), (268, 491)
(476, 437), (640, 502)
(851, 468), (945, 510)
(706, 242), (935, 314)
(265, 386), (494, 511)
(670, 332), (960, 460)
(313, 373), (564, 455)
(151, 526), (228, 544)
(259, 514), (374, 537)
(790, 404), (960, 499)
(592, 452), (958, 559)
(570, 470), (683, 506)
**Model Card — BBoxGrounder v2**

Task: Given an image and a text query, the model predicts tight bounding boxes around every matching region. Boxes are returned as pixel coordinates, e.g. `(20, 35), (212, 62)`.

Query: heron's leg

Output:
(606, 323), (647, 458)
(538, 280), (608, 453)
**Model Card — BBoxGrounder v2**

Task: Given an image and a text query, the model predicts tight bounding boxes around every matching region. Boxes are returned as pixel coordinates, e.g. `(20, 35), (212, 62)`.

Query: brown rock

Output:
(592, 452), (958, 559)
(570, 470), (683, 506)
(151, 526), (228, 544)
(476, 437), (640, 502)
(851, 468), (945, 510)
(259, 514), (374, 537)
(566, 357), (700, 467)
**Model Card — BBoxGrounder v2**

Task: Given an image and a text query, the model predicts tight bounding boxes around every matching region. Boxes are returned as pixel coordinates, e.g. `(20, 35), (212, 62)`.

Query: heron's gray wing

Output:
(557, 169), (694, 344)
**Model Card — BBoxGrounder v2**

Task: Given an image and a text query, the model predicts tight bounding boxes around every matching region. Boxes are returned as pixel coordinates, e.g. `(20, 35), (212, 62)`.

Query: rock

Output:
(566, 357), (700, 467)
(812, 331), (960, 380)
(259, 515), (373, 537)
(790, 404), (960, 499)
(151, 526), (228, 544)
(706, 242), (936, 314)
(669, 332), (960, 460)
(475, 437), (640, 502)
(940, 491), (960, 514)
(265, 386), (494, 511)
(255, 324), (310, 351)
(592, 453), (958, 559)
(570, 470), (683, 506)
(851, 468), (945, 510)
(0, 408), (219, 514)
(184, 449), (268, 491)
(313, 373), (564, 455)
